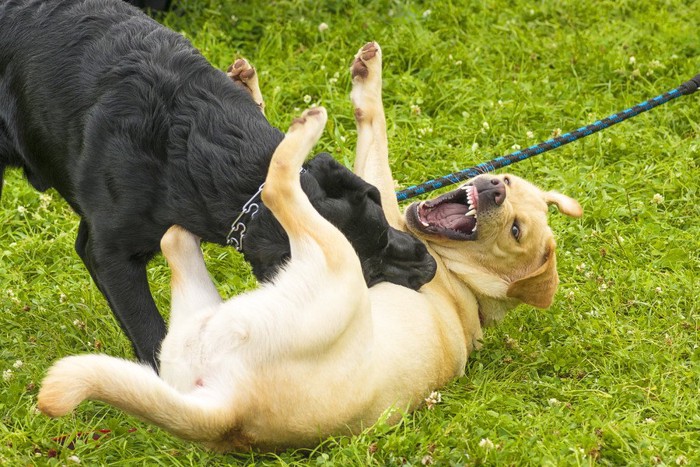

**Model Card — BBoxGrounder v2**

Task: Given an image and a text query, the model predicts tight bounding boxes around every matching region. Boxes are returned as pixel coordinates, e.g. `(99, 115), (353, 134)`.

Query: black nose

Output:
(490, 178), (506, 205)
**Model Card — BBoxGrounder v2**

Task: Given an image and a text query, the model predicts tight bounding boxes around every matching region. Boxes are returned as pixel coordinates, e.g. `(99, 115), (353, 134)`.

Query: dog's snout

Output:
(490, 178), (506, 205)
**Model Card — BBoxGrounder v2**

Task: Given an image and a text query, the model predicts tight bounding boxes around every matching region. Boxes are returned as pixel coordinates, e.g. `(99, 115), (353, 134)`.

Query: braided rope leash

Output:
(395, 73), (700, 202)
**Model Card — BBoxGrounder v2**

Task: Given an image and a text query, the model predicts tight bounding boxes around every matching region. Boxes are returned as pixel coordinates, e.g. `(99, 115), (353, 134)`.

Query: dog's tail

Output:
(38, 355), (234, 443)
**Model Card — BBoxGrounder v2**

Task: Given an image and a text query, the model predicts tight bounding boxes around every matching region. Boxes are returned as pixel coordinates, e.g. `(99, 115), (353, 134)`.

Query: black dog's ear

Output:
(362, 184), (382, 206)
(305, 153), (375, 200)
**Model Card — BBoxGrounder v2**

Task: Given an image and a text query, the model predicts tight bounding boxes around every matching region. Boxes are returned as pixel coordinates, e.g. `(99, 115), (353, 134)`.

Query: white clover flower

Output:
(655, 287), (663, 294)
(318, 22), (329, 32)
(576, 263), (587, 272)
(471, 142), (479, 152)
(410, 104), (421, 115)
(482, 121), (490, 130)
(422, 9), (431, 17)
(551, 128), (562, 137)
(39, 193), (53, 208)
(478, 438), (494, 449)
(67, 455), (82, 464)
(643, 417), (655, 424)
(526, 131), (534, 139)
(3, 369), (13, 381)
(629, 56), (636, 65)
(454, 60), (462, 65)
(12, 360), (23, 369)
(424, 390), (442, 409)
(421, 454), (433, 465)
(548, 398), (560, 406)
(652, 193), (664, 204)
(599, 282), (608, 292)
(676, 455), (688, 465)
(17, 205), (27, 214)
(303, 95), (312, 104)
(73, 319), (86, 330)
(511, 144), (521, 151)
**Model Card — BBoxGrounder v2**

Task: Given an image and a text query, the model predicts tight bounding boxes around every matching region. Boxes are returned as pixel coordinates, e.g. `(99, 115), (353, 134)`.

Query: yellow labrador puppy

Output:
(38, 43), (582, 451)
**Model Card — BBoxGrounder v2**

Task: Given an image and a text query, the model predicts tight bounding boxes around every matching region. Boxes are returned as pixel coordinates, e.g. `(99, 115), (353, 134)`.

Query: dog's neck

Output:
(420, 246), (484, 352)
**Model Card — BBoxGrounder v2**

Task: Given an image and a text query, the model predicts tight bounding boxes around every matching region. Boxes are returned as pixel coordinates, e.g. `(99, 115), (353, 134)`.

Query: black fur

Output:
(0, 0), (436, 369)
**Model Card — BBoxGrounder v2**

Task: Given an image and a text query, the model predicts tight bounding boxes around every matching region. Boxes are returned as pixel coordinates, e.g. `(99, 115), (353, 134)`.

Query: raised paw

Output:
(262, 106), (328, 209)
(227, 58), (265, 113)
(227, 58), (256, 85)
(351, 42), (382, 82)
(350, 42), (383, 123)
(288, 107), (328, 141)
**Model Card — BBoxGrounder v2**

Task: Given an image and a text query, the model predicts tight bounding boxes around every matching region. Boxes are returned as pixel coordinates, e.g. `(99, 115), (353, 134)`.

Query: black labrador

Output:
(0, 0), (436, 369)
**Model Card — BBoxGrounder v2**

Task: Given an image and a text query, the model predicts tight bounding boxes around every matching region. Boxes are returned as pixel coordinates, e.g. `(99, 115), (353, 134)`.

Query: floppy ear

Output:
(507, 246), (559, 308)
(545, 191), (582, 218)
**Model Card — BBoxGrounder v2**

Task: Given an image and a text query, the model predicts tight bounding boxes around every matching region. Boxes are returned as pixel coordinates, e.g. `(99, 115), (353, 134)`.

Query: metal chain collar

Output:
(226, 183), (264, 251)
(226, 168), (306, 252)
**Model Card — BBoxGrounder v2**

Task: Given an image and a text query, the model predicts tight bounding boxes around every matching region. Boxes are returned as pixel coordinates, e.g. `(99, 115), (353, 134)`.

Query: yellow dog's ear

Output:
(545, 191), (582, 218)
(507, 244), (559, 308)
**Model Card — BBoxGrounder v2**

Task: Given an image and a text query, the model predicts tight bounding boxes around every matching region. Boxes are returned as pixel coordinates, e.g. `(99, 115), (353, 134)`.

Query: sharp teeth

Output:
(421, 220), (429, 227)
(465, 209), (476, 217)
(473, 225), (477, 232)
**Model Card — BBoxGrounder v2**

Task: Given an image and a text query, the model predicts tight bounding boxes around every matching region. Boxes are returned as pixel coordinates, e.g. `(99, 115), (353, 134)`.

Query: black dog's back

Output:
(0, 0), (281, 214)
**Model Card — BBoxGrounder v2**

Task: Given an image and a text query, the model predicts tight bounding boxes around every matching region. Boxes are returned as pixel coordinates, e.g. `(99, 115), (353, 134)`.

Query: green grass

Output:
(1, 0), (698, 464)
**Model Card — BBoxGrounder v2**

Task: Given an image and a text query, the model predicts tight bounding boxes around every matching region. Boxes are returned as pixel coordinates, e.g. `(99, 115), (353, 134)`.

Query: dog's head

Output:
(404, 173), (581, 324)
(245, 153), (437, 289)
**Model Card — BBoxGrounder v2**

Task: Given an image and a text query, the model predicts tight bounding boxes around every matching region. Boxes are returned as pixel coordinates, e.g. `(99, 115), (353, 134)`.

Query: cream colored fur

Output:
(38, 43), (582, 452)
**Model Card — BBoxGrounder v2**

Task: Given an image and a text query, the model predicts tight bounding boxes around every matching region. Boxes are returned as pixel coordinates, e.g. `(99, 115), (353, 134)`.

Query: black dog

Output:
(0, 0), (436, 369)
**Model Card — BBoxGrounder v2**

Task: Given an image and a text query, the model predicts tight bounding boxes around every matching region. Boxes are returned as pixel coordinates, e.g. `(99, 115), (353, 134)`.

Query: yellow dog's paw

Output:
(288, 106), (327, 139)
(351, 42), (382, 81)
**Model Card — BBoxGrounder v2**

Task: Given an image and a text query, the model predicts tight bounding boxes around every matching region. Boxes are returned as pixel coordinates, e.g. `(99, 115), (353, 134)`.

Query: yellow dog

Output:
(38, 43), (581, 451)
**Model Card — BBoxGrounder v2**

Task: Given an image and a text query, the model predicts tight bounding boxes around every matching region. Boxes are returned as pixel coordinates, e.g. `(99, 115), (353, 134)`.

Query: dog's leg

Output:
(227, 58), (265, 115)
(260, 107), (368, 351)
(350, 42), (403, 229)
(262, 108), (352, 266)
(160, 225), (222, 326)
(76, 228), (166, 369)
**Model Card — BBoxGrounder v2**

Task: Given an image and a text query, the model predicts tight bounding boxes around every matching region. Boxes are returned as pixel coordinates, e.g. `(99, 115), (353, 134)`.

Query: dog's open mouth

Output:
(411, 185), (479, 240)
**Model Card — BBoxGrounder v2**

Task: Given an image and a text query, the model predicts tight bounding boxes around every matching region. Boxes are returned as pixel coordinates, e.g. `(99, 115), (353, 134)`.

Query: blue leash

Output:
(395, 73), (700, 201)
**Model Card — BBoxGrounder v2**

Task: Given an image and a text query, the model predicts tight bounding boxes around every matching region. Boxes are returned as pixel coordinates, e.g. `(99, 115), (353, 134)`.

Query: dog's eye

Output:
(503, 176), (511, 186)
(511, 222), (521, 240)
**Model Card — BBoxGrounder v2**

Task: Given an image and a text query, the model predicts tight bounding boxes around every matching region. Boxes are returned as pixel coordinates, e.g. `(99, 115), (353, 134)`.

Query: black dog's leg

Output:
(76, 222), (166, 370)
(75, 220), (102, 293)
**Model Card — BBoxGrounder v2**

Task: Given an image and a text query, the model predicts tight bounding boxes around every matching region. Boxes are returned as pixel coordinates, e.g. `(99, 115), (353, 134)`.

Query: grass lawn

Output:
(1, 0), (698, 464)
